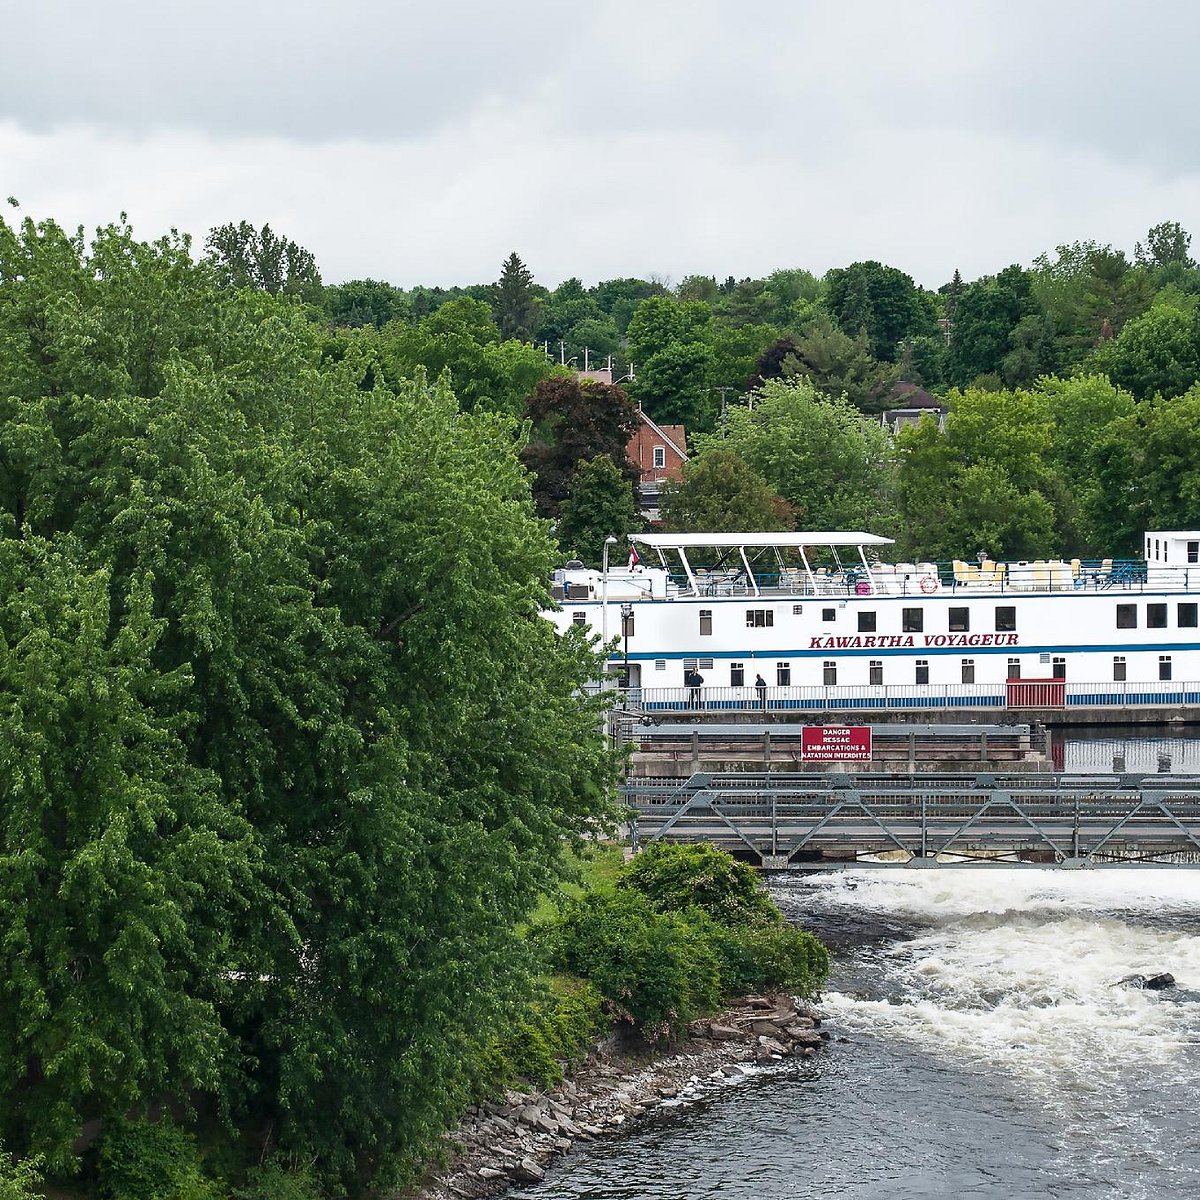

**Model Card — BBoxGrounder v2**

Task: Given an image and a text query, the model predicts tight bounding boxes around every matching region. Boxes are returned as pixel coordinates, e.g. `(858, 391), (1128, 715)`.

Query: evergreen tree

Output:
(493, 251), (538, 341)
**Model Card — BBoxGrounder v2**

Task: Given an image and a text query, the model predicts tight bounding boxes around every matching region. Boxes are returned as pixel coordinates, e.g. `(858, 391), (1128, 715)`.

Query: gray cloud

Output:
(3, 0), (1199, 289)
(1, 0), (569, 139)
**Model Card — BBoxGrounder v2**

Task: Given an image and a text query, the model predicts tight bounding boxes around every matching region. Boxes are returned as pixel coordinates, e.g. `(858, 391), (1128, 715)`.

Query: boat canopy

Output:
(631, 531), (895, 548)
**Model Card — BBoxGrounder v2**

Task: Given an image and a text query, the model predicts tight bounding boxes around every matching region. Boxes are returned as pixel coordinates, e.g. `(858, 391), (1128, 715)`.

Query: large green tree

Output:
(373, 296), (556, 415)
(0, 539), (257, 1171)
(1128, 384), (1200, 535)
(1135, 220), (1195, 272)
(0, 213), (616, 1191)
(893, 386), (1065, 559)
(782, 314), (899, 412)
(1031, 242), (1152, 367)
(1088, 302), (1200, 400)
(944, 265), (1050, 387)
(204, 220), (323, 304)
(555, 455), (640, 565)
(519, 375), (641, 518)
(660, 448), (793, 532)
(624, 297), (715, 429)
(824, 260), (937, 362)
(1038, 373), (1138, 552)
(325, 277), (413, 328)
(715, 377), (891, 530)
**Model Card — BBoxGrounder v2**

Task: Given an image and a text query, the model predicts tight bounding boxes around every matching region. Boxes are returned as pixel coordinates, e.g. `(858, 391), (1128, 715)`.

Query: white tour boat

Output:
(549, 530), (1200, 713)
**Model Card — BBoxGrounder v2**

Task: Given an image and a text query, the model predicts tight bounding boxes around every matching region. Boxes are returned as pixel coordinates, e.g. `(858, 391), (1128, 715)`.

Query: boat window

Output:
(698, 658), (713, 670)
(779, 662), (793, 686)
(1147, 603), (1167, 629)
(746, 609), (774, 628)
(902, 607), (923, 633)
(730, 662), (745, 687)
(1179, 603), (1198, 628)
(1052, 656), (1067, 680)
(995, 606), (1016, 632)
(915, 659), (929, 684)
(572, 611), (586, 625)
(1007, 657), (1021, 680)
(1160, 655), (1173, 681)
(792, 604), (804, 615)
(1189, 541), (1199, 564)
(699, 609), (713, 635)
(869, 660), (883, 685)
(822, 608), (836, 622)
(949, 607), (970, 632)
(858, 611), (877, 632)
(1113, 656), (1126, 682)
(655, 659), (666, 671)
(1116, 604), (1137, 629)
(961, 658), (975, 684)
(820, 661), (834, 686)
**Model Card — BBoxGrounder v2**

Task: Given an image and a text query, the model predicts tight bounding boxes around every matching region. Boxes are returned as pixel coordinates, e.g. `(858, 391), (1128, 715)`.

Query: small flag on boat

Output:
(628, 544), (641, 569)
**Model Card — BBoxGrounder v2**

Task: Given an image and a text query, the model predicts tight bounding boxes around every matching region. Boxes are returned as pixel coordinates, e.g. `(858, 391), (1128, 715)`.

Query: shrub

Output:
(543, 890), (722, 1041)
(93, 1117), (221, 1200)
(0, 1147), (43, 1200)
(711, 924), (830, 999)
(233, 1162), (325, 1200)
(619, 842), (781, 926)
(488, 976), (606, 1090)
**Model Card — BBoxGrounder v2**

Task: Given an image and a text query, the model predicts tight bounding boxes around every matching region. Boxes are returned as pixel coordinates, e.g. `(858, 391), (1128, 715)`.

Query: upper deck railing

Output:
(659, 558), (1188, 598)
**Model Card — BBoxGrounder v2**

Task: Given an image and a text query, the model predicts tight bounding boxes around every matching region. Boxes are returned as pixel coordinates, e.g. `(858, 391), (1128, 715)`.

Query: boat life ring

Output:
(919, 574), (938, 594)
(855, 580), (872, 596)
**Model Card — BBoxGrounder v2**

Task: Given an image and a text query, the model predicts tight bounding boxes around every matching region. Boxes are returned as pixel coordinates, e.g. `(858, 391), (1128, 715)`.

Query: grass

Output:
(526, 841), (625, 928)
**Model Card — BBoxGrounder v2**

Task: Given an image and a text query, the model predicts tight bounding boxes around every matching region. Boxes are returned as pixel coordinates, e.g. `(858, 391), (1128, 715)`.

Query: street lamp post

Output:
(620, 603), (633, 692)
(601, 535), (618, 680)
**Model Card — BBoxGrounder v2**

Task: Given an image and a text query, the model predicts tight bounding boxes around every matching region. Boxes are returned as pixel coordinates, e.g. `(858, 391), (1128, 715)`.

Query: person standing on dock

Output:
(755, 673), (767, 709)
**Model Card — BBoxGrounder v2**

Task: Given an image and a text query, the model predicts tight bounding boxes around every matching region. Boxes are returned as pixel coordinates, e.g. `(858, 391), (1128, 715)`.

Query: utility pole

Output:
(711, 386), (738, 435)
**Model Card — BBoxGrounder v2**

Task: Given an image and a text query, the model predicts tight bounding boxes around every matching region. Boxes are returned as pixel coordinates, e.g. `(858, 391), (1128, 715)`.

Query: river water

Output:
(513, 868), (1200, 1199)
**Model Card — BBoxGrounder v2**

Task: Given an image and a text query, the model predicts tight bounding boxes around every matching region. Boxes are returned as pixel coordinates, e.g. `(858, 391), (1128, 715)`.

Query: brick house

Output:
(627, 410), (688, 523)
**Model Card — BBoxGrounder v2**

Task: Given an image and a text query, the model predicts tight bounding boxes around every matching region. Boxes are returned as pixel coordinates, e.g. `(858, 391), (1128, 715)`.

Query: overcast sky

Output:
(4, 0), (1199, 290)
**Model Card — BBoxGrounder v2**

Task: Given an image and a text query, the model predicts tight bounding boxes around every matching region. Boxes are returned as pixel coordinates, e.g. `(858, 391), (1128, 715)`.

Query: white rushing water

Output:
(518, 868), (1200, 1199)
(809, 870), (1200, 1189)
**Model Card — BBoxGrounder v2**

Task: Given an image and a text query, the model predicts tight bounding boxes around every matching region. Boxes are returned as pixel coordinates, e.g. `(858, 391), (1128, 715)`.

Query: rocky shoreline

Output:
(412, 994), (834, 1199)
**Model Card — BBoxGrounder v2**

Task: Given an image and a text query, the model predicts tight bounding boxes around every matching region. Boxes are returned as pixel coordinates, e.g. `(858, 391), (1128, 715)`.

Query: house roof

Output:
(635, 410), (688, 461)
(886, 381), (944, 410)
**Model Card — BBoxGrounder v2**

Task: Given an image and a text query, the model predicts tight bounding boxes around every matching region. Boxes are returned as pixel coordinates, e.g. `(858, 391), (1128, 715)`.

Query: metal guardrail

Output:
(600, 681), (1200, 714)
(623, 771), (1200, 869)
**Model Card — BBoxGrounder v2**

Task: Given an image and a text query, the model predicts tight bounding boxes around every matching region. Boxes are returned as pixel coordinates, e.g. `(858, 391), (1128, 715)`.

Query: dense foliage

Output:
(619, 842), (783, 927)
(540, 843), (829, 1043)
(0, 213), (618, 1193)
(5, 198), (1200, 1192)
(319, 225), (1200, 562)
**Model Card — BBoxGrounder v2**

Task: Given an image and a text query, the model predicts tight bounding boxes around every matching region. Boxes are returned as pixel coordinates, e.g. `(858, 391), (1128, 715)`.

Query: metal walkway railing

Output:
(597, 681), (1200, 715)
(624, 771), (1200, 869)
